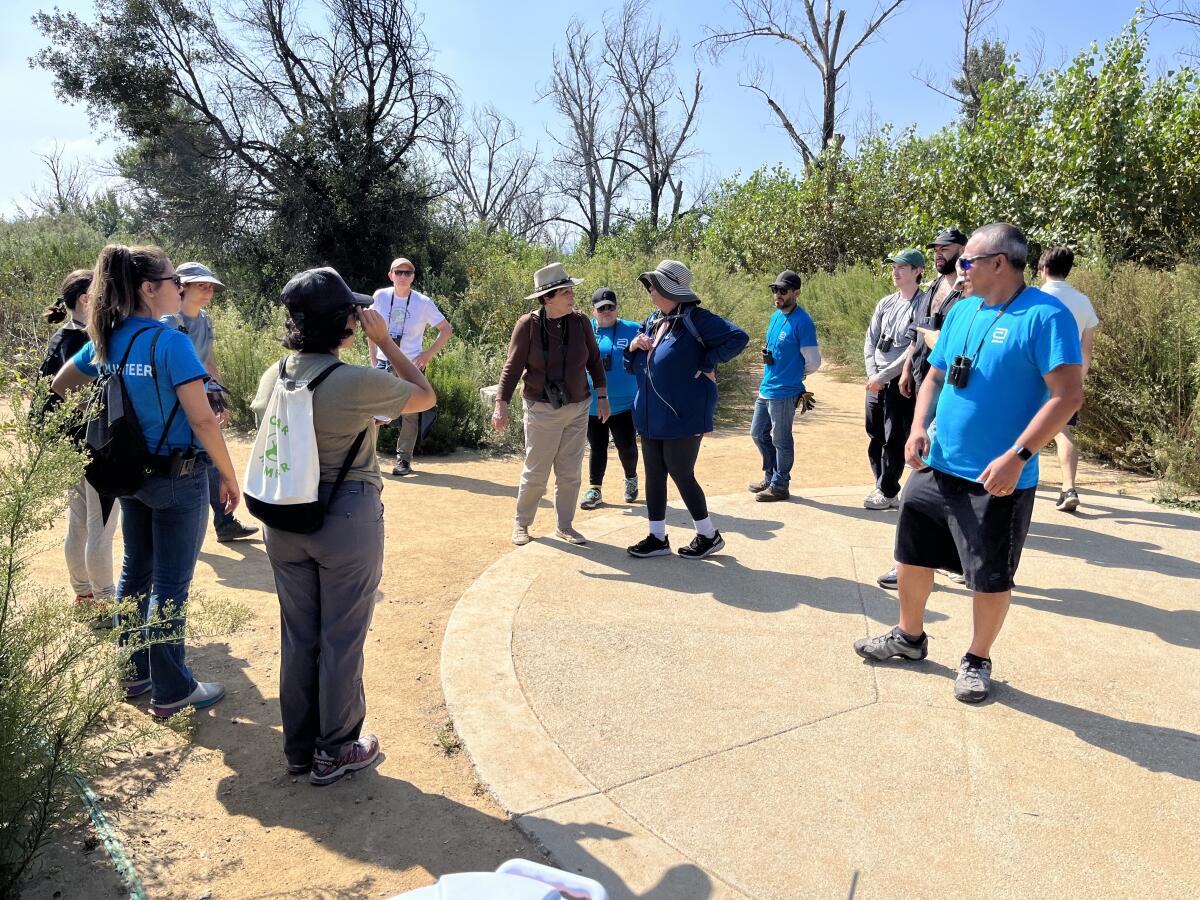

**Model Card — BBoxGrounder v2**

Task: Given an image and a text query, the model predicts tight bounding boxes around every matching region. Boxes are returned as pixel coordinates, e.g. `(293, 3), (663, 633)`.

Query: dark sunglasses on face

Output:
(958, 252), (1003, 271)
(391, 268), (415, 276)
(771, 287), (790, 295)
(150, 275), (183, 288)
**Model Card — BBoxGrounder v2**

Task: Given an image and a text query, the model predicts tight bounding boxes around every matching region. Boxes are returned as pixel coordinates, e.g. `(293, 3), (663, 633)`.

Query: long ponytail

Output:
(89, 244), (169, 363)
(42, 268), (94, 325)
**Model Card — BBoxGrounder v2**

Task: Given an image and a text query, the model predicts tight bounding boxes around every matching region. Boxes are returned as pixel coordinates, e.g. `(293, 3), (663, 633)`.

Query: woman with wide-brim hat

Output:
(624, 260), (749, 559)
(494, 263), (610, 546)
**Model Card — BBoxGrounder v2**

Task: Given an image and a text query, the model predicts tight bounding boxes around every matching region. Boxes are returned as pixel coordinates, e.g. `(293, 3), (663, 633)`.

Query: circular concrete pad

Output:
(442, 486), (1200, 899)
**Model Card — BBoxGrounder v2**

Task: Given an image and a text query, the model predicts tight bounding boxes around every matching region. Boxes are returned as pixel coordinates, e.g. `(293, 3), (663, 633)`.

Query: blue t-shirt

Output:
(759, 306), (818, 398)
(926, 286), (1082, 489)
(588, 318), (640, 415)
(72, 317), (209, 453)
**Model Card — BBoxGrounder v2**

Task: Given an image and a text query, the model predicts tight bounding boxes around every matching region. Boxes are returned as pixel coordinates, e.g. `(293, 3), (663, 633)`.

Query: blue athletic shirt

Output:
(72, 317), (209, 453)
(588, 318), (640, 415)
(926, 285), (1082, 489)
(759, 305), (818, 398)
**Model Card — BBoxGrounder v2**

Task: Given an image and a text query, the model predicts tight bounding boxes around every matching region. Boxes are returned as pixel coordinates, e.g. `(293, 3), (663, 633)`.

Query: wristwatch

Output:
(1011, 444), (1033, 461)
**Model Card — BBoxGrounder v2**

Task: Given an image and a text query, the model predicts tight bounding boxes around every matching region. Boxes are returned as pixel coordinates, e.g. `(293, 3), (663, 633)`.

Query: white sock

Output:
(693, 517), (716, 538)
(649, 520), (667, 539)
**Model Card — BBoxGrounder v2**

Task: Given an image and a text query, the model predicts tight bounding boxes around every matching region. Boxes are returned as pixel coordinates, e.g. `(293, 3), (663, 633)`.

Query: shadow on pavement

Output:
(1013, 585), (1200, 650)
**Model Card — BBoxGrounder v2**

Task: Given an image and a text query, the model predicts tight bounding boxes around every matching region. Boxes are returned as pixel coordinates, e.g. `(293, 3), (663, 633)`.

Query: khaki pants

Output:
(394, 412), (419, 462)
(515, 399), (589, 530)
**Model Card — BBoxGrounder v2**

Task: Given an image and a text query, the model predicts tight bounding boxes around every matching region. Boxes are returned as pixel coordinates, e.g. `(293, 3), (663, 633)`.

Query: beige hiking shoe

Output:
(555, 526), (587, 545)
(512, 524), (532, 546)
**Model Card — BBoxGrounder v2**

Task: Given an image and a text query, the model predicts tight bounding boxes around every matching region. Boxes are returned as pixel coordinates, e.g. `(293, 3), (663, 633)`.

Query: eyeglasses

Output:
(958, 253), (1003, 271)
(149, 275), (183, 288)
(391, 268), (415, 276)
(771, 287), (791, 295)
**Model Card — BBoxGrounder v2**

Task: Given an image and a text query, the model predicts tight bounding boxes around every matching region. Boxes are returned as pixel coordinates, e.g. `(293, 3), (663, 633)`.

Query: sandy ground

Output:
(19, 370), (1152, 898)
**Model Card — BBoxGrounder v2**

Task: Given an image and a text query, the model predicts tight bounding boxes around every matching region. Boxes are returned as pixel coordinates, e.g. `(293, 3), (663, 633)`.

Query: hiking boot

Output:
(310, 734), (381, 786)
(624, 476), (639, 503)
(391, 459), (412, 477)
(876, 567), (898, 590)
(678, 530), (725, 559)
(512, 524), (532, 546)
(748, 475), (771, 493)
(853, 626), (928, 661)
(954, 655), (993, 703)
(627, 534), (671, 558)
(1055, 489), (1080, 513)
(216, 519), (258, 542)
(863, 489), (891, 510)
(124, 678), (152, 700)
(580, 487), (603, 510)
(756, 485), (789, 502)
(555, 526), (587, 545)
(151, 681), (225, 718)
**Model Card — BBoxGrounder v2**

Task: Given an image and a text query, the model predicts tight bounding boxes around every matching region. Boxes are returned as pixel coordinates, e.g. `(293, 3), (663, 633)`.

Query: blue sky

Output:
(1, 0), (1195, 214)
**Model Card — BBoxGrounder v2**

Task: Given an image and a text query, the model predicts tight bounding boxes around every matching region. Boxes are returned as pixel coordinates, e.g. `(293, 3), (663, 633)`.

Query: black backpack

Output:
(83, 327), (181, 498)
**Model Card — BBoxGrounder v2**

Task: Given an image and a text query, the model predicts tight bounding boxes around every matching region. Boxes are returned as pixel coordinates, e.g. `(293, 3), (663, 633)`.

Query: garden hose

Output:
(70, 772), (147, 900)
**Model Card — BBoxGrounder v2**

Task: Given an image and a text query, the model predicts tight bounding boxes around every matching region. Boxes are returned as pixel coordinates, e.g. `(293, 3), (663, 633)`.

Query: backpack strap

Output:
(305, 360), (344, 391)
(679, 306), (707, 350)
(146, 328), (183, 456)
(311, 362), (365, 500)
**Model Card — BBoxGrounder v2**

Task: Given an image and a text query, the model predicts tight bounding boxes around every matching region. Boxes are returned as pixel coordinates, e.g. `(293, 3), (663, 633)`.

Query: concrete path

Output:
(443, 483), (1200, 899)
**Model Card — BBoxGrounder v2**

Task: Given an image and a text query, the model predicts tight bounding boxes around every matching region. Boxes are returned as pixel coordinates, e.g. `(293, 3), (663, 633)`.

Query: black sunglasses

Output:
(149, 275), (183, 288)
(391, 268), (415, 276)
(958, 252), (1003, 271)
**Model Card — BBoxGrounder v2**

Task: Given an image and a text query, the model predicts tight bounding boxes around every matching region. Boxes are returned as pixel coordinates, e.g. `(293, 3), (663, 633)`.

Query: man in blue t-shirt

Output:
(854, 224), (1083, 704)
(749, 270), (821, 501)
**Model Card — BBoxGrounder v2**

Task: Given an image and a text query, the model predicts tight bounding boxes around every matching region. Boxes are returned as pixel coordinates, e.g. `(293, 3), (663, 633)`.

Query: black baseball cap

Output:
(926, 228), (968, 248)
(592, 287), (618, 308)
(769, 270), (803, 290)
(280, 267), (373, 314)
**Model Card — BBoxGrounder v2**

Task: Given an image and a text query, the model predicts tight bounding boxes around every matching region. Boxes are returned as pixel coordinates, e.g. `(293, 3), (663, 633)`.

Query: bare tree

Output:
(437, 103), (553, 240)
(542, 17), (635, 254)
(603, 0), (703, 228)
(702, 0), (908, 167)
(23, 144), (94, 217)
(1146, 2), (1200, 58)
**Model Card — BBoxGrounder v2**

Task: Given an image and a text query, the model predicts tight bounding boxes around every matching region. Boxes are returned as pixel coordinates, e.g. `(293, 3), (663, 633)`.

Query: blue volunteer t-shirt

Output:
(588, 318), (640, 415)
(72, 317), (209, 453)
(759, 306), (818, 398)
(926, 286), (1082, 489)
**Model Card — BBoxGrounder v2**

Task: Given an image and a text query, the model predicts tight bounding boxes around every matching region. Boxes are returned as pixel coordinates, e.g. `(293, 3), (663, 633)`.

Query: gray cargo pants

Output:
(263, 480), (384, 767)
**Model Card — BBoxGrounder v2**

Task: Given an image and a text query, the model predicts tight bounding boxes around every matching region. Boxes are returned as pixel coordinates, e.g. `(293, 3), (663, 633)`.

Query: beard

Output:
(937, 253), (961, 276)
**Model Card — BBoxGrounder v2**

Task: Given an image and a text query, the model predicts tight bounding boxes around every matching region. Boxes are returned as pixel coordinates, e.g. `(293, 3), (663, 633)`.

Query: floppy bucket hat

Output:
(639, 259), (700, 304)
(525, 262), (583, 300)
(280, 267), (373, 316)
(177, 261), (225, 291)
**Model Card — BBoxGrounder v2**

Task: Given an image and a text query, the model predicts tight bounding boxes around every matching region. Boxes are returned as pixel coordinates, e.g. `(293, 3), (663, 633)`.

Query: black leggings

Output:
(643, 435), (707, 522)
(587, 410), (639, 486)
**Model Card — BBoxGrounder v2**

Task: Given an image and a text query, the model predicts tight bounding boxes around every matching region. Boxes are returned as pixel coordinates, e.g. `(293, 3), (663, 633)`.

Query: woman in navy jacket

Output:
(624, 260), (748, 559)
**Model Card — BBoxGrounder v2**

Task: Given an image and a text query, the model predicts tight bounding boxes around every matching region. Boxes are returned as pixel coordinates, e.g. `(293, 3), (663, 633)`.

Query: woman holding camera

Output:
(580, 287), (641, 510)
(494, 263), (609, 546)
(624, 260), (749, 560)
(52, 244), (241, 717)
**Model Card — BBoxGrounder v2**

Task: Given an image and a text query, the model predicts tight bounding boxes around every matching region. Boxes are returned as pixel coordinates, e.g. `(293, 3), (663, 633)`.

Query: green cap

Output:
(884, 248), (926, 268)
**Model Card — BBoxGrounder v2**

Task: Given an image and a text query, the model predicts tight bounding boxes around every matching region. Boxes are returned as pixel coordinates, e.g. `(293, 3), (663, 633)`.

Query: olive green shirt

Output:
(251, 353), (412, 489)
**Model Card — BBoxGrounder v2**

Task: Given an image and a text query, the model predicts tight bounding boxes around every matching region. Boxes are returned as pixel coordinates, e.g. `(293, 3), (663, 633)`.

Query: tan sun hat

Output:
(525, 262), (584, 300)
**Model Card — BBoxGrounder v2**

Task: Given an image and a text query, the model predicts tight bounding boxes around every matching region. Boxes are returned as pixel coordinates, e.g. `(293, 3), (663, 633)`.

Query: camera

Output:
(544, 380), (570, 409)
(877, 335), (895, 353)
(603, 353), (614, 372)
(761, 345), (776, 366)
(947, 355), (973, 388)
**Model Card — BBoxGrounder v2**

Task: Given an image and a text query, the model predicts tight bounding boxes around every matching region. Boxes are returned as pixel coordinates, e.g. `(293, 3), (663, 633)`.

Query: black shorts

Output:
(1066, 411), (1079, 428)
(894, 466), (1036, 593)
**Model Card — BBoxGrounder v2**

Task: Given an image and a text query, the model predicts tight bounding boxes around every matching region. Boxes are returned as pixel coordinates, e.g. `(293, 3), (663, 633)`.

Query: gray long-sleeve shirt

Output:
(864, 289), (924, 384)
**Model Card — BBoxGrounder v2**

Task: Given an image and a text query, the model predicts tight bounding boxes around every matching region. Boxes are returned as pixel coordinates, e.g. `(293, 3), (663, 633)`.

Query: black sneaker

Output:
(1055, 489), (1079, 512)
(876, 567), (898, 590)
(216, 519), (258, 542)
(678, 530), (724, 559)
(627, 534), (671, 558)
(391, 459), (412, 477)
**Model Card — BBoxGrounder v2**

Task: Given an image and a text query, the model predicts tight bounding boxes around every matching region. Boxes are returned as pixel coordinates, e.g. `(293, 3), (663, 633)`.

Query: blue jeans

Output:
(750, 397), (798, 488)
(117, 465), (209, 705)
(207, 459), (235, 530)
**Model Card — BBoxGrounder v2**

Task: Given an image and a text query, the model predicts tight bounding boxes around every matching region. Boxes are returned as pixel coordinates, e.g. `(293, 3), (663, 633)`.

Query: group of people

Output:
(38, 219), (1093, 791)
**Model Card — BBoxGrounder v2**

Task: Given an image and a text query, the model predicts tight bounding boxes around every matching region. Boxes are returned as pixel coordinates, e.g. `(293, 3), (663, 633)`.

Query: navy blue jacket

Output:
(626, 306), (749, 440)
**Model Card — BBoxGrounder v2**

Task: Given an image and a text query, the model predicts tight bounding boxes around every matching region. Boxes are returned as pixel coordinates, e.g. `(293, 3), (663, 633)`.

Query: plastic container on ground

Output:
(389, 858), (608, 900)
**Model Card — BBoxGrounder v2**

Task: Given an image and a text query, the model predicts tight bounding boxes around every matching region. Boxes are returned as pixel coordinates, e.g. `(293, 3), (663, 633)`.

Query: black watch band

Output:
(1012, 444), (1033, 461)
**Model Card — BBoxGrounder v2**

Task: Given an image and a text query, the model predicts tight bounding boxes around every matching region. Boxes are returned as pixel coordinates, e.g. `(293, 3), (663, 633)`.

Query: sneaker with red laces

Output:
(310, 734), (381, 786)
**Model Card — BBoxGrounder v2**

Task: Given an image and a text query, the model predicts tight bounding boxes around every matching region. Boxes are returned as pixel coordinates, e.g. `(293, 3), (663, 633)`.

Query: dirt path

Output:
(22, 371), (1150, 898)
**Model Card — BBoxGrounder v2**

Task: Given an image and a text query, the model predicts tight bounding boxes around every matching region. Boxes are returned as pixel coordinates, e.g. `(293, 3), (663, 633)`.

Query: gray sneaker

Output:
(954, 655), (992, 703)
(580, 487), (602, 510)
(853, 626), (928, 661)
(624, 476), (639, 503)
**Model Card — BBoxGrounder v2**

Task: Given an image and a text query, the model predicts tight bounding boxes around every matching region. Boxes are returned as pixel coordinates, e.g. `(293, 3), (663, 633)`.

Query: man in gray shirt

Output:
(863, 249), (926, 510)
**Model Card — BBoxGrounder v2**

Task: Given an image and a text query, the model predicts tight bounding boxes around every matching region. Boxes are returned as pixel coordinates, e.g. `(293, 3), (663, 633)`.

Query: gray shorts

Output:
(894, 466), (1036, 593)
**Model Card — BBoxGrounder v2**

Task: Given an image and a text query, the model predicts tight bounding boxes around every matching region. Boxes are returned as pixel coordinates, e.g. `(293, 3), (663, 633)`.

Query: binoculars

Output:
(947, 355), (973, 388)
(761, 346), (776, 366)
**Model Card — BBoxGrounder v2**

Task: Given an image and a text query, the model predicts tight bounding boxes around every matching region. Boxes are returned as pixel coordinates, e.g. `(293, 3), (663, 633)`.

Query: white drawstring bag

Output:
(244, 359), (365, 534)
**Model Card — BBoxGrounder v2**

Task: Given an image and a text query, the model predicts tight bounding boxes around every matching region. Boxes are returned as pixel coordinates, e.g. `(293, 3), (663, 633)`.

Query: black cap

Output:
(280, 267), (373, 314)
(592, 287), (618, 308)
(769, 270), (803, 290)
(926, 228), (968, 248)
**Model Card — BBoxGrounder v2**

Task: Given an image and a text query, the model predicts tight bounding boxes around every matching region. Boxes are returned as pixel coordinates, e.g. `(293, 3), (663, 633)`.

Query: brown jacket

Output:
(498, 310), (607, 405)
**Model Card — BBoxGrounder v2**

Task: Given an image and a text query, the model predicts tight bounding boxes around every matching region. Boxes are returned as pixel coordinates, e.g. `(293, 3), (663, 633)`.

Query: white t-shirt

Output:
(370, 288), (446, 359)
(1041, 279), (1100, 338)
